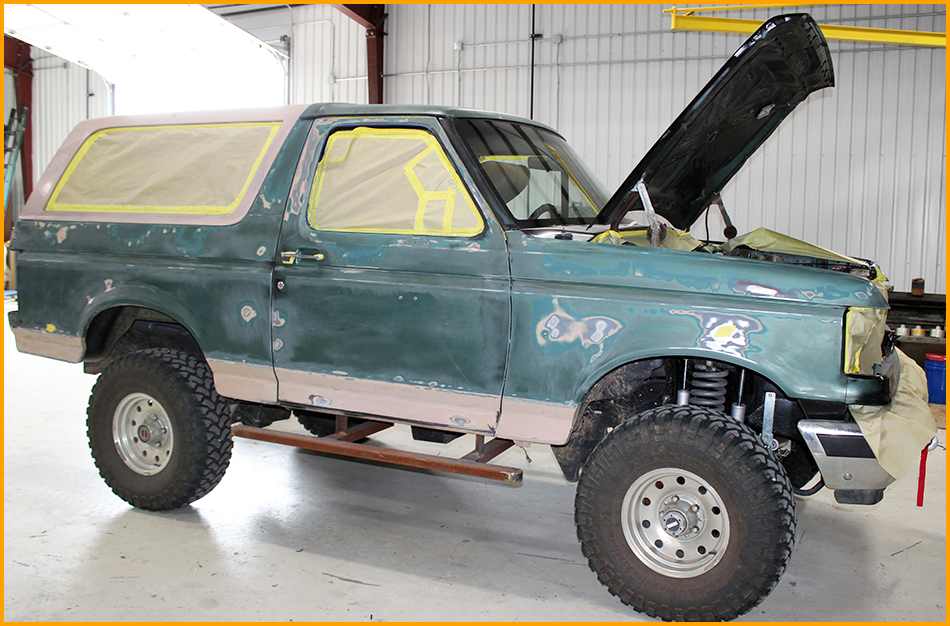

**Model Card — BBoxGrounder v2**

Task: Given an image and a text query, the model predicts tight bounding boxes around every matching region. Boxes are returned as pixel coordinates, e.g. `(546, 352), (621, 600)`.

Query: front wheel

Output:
(87, 348), (232, 510)
(575, 405), (795, 622)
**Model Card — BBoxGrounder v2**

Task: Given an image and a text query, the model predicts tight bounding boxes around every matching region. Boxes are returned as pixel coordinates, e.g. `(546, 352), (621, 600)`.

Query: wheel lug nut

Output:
(691, 504), (699, 512)
(670, 495), (679, 503)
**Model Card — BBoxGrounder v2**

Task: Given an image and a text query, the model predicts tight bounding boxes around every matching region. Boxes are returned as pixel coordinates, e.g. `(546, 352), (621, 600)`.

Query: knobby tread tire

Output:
(87, 348), (232, 510)
(575, 405), (796, 622)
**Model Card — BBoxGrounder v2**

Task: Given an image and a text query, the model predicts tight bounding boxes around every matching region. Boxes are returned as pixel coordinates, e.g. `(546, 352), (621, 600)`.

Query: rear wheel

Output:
(575, 405), (795, 621)
(87, 348), (232, 510)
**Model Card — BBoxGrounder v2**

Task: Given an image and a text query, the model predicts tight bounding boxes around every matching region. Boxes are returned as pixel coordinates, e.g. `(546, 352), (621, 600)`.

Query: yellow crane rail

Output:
(664, 6), (946, 48)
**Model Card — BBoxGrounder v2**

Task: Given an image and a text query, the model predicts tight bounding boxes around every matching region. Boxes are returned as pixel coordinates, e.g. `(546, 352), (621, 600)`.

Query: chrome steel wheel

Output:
(112, 392), (174, 476)
(621, 467), (731, 578)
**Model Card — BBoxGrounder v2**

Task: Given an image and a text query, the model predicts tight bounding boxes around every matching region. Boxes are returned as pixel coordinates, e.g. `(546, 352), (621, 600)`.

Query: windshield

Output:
(455, 118), (609, 227)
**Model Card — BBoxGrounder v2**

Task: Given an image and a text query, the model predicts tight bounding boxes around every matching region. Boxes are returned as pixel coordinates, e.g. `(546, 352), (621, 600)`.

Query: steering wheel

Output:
(527, 203), (558, 220)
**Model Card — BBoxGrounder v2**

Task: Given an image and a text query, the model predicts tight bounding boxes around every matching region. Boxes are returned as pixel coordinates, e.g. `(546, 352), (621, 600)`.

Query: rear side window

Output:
(48, 122), (280, 215)
(307, 127), (483, 237)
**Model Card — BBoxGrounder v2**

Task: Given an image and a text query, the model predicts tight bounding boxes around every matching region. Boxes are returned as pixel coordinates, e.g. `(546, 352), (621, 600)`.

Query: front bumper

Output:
(797, 348), (935, 504)
(797, 419), (895, 491)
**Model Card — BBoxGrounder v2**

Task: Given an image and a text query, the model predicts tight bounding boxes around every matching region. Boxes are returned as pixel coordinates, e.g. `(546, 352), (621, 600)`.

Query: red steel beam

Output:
(333, 4), (386, 104)
(462, 436), (516, 464)
(3, 35), (33, 241)
(327, 419), (393, 442)
(232, 423), (523, 483)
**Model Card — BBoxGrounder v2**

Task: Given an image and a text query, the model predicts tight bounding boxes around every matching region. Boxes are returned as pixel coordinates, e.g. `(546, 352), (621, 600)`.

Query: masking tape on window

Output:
(47, 122), (281, 215)
(309, 127), (482, 237)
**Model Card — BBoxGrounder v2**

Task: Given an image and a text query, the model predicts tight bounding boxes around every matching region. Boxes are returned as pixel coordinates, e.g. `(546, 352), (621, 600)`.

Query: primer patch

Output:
(240, 304), (258, 325)
(536, 300), (621, 363)
(672, 310), (763, 358)
(308, 395), (332, 407)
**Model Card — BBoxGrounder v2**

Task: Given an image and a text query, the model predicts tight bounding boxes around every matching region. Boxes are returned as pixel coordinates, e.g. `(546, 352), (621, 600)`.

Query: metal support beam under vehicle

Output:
(231, 422), (524, 483)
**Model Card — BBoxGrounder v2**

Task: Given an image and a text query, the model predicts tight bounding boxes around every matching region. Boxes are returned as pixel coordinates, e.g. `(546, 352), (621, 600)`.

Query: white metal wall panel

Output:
(31, 49), (111, 184)
(289, 5), (367, 105)
(386, 4), (533, 115)
(382, 4), (945, 293)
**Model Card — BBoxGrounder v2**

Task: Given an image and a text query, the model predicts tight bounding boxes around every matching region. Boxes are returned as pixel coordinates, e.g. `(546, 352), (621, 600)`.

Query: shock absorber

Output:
(689, 360), (728, 412)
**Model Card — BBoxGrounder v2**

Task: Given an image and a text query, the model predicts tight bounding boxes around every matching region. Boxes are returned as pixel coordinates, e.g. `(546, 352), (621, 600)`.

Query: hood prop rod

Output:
(710, 193), (738, 240)
(634, 177), (664, 248)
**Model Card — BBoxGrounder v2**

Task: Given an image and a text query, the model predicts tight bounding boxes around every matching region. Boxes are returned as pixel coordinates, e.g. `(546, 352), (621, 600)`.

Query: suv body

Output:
(8, 14), (934, 621)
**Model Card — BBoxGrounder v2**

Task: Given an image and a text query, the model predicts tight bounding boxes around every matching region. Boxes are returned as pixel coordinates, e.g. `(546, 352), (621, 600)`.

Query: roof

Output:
(300, 103), (557, 133)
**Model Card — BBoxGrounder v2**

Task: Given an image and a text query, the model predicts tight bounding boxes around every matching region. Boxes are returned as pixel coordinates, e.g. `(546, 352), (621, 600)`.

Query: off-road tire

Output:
(87, 348), (232, 510)
(575, 405), (796, 622)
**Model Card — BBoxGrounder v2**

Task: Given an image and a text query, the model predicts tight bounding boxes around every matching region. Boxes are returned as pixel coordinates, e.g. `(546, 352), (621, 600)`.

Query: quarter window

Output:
(48, 122), (281, 215)
(307, 127), (483, 236)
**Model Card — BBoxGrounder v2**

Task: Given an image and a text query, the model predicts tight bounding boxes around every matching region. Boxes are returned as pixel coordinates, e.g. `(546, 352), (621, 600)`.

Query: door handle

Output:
(281, 250), (325, 265)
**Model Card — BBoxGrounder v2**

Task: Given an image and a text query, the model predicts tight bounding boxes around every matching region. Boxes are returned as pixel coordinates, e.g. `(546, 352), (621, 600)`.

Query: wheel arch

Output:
(80, 299), (205, 373)
(570, 347), (789, 412)
(554, 352), (808, 482)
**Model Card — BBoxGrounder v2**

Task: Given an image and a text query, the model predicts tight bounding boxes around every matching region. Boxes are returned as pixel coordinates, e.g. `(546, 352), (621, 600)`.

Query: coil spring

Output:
(689, 361), (728, 412)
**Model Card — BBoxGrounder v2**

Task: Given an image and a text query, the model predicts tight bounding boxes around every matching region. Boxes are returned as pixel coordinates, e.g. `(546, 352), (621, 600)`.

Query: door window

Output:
(307, 127), (483, 236)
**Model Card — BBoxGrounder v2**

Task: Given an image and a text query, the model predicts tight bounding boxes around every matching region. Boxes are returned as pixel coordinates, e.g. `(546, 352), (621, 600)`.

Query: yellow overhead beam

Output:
(664, 7), (946, 48)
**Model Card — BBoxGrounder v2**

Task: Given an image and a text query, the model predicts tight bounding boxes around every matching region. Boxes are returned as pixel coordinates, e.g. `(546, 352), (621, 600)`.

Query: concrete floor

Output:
(4, 298), (946, 622)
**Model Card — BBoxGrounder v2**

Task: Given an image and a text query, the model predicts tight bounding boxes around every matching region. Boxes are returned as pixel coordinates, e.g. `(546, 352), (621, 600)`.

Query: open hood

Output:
(597, 14), (834, 229)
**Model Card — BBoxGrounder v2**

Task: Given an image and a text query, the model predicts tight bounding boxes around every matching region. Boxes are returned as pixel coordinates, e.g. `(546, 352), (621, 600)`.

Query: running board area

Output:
(231, 421), (523, 483)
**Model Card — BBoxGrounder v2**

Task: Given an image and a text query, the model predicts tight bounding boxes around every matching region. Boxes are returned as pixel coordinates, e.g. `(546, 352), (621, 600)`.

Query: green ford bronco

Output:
(9, 14), (935, 622)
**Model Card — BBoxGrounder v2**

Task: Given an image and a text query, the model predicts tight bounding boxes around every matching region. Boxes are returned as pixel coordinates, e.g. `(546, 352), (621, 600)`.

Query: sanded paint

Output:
(206, 358), (278, 404)
(275, 368), (500, 432)
(495, 398), (578, 445)
(10, 327), (84, 362)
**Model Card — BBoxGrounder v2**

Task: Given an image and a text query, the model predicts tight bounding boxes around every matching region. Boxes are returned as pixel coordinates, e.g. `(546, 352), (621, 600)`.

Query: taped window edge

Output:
(46, 122), (281, 216)
(308, 127), (484, 237)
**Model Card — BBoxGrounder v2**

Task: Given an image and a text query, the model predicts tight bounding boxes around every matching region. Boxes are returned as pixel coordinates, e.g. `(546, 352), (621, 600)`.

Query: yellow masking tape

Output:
(47, 122), (281, 215)
(309, 127), (482, 237)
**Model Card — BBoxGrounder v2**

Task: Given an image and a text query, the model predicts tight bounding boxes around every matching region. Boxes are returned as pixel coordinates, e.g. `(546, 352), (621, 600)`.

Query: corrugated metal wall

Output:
(31, 49), (111, 182)
(379, 4), (946, 294)
(289, 5), (368, 105)
(23, 5), (945, 292)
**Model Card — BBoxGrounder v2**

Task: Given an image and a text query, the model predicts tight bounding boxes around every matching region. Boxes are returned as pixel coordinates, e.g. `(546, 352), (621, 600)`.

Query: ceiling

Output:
(3, 4), (284, 84)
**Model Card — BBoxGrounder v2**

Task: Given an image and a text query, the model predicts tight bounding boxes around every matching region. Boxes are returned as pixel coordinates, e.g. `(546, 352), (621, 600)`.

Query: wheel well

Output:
(552, 356), (825, 482)
(82, 306), (203, 374)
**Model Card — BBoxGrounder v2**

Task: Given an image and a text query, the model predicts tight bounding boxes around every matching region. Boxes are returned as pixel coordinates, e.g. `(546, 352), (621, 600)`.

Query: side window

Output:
(48, 122), (280, 215)
(307, 127), (483, 236)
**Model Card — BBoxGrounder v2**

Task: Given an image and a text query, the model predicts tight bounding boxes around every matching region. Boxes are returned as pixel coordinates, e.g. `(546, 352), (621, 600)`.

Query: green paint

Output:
(10, 108), (891, 435)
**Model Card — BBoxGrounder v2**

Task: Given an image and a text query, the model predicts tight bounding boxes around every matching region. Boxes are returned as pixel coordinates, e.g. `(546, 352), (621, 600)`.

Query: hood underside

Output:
(598, 13), (835, 229)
